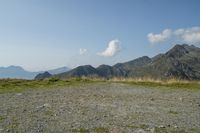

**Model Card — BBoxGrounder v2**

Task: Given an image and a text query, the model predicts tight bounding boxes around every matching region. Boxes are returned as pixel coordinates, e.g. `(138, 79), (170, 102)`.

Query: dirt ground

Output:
(0, 83), (200, 133)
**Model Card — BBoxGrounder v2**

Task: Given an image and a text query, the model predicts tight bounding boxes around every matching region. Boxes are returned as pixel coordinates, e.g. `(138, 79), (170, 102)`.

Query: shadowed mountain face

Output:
(35, 72), (52, 80)
(55, 65), (99, 78)
(37, 44), (200, 80)
(142, 44), (200, 80)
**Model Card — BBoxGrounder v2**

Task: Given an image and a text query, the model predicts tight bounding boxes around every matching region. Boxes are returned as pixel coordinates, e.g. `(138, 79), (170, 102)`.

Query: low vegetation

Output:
(109, 77), (200, 89)
(0, 77), (103, 93)
(0, 77), (199, 93)
(71, 127), (109, 133)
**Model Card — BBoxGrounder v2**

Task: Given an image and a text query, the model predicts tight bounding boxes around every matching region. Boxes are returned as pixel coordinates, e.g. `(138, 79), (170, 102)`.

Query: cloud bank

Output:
(79, 48), (87, 55)
(174, 27), (200, 44)
(97, 39), (121, 57)
(147, 29), (172, 44)
(147, 26), (200, 45)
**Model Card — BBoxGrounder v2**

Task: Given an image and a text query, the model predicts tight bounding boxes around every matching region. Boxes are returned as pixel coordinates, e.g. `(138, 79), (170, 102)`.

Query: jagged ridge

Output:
(36, 44), (200, 80)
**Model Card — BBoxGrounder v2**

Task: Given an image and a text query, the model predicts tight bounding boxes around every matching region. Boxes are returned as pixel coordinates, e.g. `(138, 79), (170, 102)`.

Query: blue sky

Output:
(0, 0), (200, 71)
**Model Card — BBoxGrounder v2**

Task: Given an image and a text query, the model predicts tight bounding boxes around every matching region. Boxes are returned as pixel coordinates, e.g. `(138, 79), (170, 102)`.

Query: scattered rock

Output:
(103, 115), (107, 117)
(137, 129), (145, 133)
(36, 103), (50, 109)
(150, 128), (155, 133)
(150, 98), (154, 101)
(43, 103), (50, 108)
(16, 93), (22, 96)
(174, 125), (178, 128)
(179, 97), (183, 101)
(159, 125), (165, 128)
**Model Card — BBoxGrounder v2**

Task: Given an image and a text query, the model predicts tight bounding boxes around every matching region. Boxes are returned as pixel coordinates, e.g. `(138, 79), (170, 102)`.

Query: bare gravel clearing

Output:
(0, 83), (200, 133)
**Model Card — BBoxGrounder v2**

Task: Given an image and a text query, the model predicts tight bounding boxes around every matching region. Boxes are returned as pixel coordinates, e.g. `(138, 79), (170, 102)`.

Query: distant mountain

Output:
(56, 65), (98, 78)
(35, 44), (200, 80)
(0, 66), (70, 79)
(0, 66), (38, 79)
(35, 72), (52, 80)
(48, 67), (70, 75)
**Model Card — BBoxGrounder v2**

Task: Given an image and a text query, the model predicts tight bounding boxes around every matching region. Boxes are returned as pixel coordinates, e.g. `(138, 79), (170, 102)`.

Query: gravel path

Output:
(0, 83), (200, 133)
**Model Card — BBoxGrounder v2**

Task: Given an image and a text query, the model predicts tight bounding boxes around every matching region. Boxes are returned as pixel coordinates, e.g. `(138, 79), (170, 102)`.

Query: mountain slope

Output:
(55, 65), (99, 79)
(37, 44), (200, 80)
(132, 44), (200, 79)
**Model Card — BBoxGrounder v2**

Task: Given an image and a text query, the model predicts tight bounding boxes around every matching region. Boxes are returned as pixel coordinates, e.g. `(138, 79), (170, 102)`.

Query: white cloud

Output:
(174, 28), (185, 35)
(147, 26), (200, 45)
(147, 29), (172, 44)
(79, 48), (87, 55)
(174, 27), (200, 44)
(97, 39), (121, 57)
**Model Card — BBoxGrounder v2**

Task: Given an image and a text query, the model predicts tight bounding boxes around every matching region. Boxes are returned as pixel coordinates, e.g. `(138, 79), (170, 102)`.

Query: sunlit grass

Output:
(0, 77), (104, 93)
(109, 77), (200, 90)
(0, 77), (199, 93)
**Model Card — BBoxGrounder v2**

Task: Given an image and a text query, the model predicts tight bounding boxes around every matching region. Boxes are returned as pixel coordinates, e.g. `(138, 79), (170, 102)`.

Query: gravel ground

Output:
(0, 83), (200, 133)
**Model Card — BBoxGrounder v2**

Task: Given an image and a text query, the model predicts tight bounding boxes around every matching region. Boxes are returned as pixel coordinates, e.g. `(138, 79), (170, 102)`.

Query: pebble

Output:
(179, 97), (183, 101)
(43, 103), (50, 108)
(174, 125), (178, 128)
(137, 129), (145, 133)
(159, 125), (165, 128)
(150, 128), (155, 133)
(16, 93), (22, 96)
(150, 98), (154, 101)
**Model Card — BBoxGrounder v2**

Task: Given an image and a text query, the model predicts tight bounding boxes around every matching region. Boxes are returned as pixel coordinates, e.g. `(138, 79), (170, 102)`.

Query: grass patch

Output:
(44, 110), (54, 116)
(0, 115), (5, 122)
(92, 127), (109, 133)
(126, 124), (149, 129)
(72, 128), (89, 133)
(171, 129), (187, 133)
(72, 127), (109, 133)
(168, 110), (178, 115)
(0, 78), (105, 93)
(191, 128), (200, 133)
(154, 127), (168, 133)
(109, 78), (200, 90)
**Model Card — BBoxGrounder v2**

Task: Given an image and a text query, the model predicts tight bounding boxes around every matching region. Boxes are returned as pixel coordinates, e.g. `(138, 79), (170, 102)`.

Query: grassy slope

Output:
(0, 77), (199, 93)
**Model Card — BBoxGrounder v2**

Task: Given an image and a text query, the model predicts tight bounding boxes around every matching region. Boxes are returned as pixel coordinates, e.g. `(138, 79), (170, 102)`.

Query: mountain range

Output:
(0, 66), (70, 79)
(36, 44), (200, 80)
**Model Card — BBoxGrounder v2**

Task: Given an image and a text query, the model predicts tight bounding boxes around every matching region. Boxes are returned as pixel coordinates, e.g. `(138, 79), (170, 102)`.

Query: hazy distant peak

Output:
(47, 66), (70, 75)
